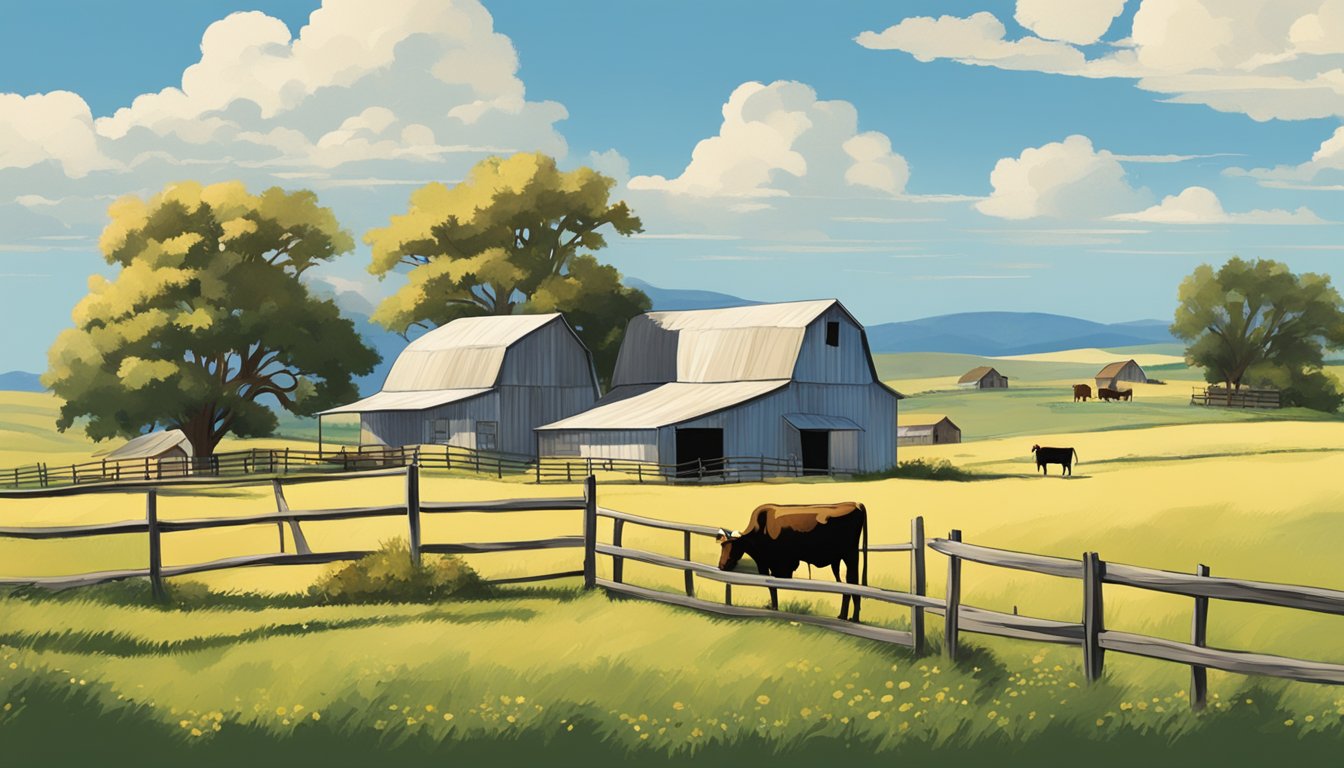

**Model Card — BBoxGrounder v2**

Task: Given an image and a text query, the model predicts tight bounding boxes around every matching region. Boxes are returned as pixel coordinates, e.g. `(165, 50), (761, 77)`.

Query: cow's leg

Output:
(831, 562), (850, 620)
(844, 554), (862, 623)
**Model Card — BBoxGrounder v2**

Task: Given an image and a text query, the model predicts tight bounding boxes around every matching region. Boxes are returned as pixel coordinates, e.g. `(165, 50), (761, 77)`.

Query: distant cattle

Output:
(1098, 387), (1133, 402)
(1032, 445), (1079, 476)
(717, 502), (868, 622)
(1073, 384), (1092, 402)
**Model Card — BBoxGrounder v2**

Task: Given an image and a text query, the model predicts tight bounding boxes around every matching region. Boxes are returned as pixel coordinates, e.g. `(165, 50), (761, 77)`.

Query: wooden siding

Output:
(792, 305), (875, 384)
(897, 420), (961, 446)
(360, 392), (499, 450)
(961, 372), (1008, 389)
(496, 385), (600, 455)
(538, 429), (658, 462)
(498, 319), (600, 390)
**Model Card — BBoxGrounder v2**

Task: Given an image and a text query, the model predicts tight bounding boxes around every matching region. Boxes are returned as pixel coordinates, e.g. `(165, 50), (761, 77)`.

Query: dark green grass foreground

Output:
(3, 583), (1343, 765)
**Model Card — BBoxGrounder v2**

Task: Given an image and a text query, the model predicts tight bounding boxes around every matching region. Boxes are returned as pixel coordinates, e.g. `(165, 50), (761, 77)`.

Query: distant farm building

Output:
(536, 300), (902, 476)
(102, 429), (193, 477)
(1095, 359), (1148, 390)
(897, 415), (962, 446)
(320, 313), (599, 456)
(958, 366), (1008, 389)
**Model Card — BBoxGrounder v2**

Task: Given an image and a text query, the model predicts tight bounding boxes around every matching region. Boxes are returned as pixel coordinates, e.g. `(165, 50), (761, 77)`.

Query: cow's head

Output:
(716, 528), (745, 571)
(1031, 444), (1040, 454)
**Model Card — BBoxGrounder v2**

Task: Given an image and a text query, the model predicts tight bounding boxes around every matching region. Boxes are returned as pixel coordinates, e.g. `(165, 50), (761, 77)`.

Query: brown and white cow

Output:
(717, 502), (868, 622)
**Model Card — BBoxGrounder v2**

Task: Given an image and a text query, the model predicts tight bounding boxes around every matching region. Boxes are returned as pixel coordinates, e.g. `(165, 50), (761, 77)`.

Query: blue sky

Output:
(2, 0), (1343, 372)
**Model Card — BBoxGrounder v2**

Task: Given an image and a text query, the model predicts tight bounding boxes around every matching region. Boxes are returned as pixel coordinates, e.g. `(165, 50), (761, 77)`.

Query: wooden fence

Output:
(0, 464), (591, 593)
(3, 443), (852, 491)
(930, 532), (1344, 709)
(1190, 386), (1282, 409)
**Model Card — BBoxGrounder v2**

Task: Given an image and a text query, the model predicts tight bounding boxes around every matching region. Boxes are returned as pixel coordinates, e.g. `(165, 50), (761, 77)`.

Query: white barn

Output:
(536, 300), (902, 475)
(320, 313), (599, 456)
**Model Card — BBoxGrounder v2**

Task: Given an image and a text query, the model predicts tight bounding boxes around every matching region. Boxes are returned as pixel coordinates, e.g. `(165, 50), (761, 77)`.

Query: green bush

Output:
(308, 539), (489, 604)
(858, 458), (980, 482)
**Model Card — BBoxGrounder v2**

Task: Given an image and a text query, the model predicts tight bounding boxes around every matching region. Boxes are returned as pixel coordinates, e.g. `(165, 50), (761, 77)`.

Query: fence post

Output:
(146, 490), (165, 603)
(683, 530), (694, 597)
(944, 529), (962, 661)
(725, 583), (732, 606)
(582, 475), (597, 590)
(535, 457), (541, 484)
(911, 516), (927, 656)
(445, 443), (451, 470)
(637, 462), (643, 484)
(407, 463), (422, 567)
(1191, 563), (1210, 711)
(71, 463), (78, 484)
(283, 447), (290, 475)
(497, 452), (503, 479)
(612, 519), (625, 584)
(1083, 551), (1106, 683)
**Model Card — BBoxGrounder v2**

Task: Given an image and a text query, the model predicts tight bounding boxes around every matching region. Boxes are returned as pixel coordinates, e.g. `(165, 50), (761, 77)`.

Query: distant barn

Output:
(536, 299), (902, 476)
(958, 366), (1008, 389)
(896, 415), (962, 446)
(103, 429), (193, 477)
(1096, 359), (1147, 390)
(320, 313), (599, 457)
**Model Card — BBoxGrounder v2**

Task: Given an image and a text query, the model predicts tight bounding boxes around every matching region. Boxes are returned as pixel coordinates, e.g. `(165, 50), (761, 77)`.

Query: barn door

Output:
(675, 428), (724, 478)
(799, 430), (829, 475)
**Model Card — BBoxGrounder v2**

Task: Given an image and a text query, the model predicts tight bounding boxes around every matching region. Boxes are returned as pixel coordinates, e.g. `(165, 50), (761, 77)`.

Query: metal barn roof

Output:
(610, 300), (839, 386)
(536, 381), (790, 431)
(103, 429), (193, 460)
(381, 313), (561, 391)
(782, 413), (864, 431)
(958, 366), (1001, 384)
(1096, 359), (1141, 378)
(319, 388), (491, 415)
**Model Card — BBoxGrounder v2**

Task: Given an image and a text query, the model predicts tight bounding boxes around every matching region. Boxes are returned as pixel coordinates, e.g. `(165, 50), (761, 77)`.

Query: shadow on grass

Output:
(3, 676), (1336, 768)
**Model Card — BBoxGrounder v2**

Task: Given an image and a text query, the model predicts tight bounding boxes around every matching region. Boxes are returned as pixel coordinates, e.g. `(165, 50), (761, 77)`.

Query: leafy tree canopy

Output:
(45, 181), (379, 456)
(1171, 257), (1344, 411)
(365, 152), (648, 382)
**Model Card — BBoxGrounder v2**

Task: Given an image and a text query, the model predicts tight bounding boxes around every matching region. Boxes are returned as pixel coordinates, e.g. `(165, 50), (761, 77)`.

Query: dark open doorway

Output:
(799, 429), (830, 475)
(675, 428), (724, 478)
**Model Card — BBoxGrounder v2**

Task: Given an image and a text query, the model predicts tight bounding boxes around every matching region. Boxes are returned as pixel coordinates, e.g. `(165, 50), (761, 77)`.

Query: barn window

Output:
(476, 421), (498, 452)
(552, 432), (580, 456)
(825, 321), (840, 347)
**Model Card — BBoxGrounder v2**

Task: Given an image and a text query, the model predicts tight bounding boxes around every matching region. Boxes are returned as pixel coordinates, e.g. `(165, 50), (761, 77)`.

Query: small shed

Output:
(1096, 360), (1147, 390)
(896, 415), (961, 446)
(319, 313), (599, 457)
(102, 429), (194, 477)
(958, 366), (1008, 389)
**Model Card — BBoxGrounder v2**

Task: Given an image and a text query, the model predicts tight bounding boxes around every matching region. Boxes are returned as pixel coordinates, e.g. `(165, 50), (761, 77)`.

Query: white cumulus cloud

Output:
(977, 135), (1149, 220)
(628, 80), (910, 198)
(1109, 185), (1326, 224)
(1014, 0), (1128, 45)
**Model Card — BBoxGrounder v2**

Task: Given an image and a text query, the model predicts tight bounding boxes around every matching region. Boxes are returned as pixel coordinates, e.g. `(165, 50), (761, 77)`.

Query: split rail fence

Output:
(4, 475), (1344, 711)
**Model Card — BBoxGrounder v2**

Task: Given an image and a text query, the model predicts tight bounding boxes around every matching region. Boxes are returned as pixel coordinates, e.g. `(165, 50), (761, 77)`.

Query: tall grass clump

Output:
(859, 458), (981, 482)
(308, 539), (488, 604)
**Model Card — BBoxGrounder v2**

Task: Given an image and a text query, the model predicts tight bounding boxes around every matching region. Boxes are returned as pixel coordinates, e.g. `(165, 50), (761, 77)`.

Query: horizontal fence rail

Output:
(0, 464), (589, 593)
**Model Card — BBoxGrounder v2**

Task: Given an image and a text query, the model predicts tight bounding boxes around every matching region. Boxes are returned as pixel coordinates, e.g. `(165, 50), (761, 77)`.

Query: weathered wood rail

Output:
(930, 535), (1344, 707)
(0, 464), (589, 593)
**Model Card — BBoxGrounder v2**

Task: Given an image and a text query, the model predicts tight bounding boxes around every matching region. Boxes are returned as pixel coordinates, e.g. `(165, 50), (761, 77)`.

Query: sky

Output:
(2, 0), (1344, 372)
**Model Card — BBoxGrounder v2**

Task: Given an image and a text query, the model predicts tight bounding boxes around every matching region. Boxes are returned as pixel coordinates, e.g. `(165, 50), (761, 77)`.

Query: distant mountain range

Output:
(0, 281), (1181, 394)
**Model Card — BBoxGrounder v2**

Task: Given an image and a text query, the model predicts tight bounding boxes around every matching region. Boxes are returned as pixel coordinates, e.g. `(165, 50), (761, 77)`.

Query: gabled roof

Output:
(537, 381), (790, 431)
(103, 429), (192, 460)
(957, 366), (1002, 384)
(1096, 359), (1141, 378)
(611, 299), (843, 386)
(382, 313), (562, 391)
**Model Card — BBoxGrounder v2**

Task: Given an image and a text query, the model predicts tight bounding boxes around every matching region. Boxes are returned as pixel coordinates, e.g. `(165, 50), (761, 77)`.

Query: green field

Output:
(5, 387), (1344, 763)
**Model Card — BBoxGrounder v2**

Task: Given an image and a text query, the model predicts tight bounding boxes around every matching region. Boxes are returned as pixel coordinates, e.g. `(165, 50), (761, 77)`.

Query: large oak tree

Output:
(1172, 257), (1344, 411)
(45, 181), (379, 457)
(365, 152), (648, 383)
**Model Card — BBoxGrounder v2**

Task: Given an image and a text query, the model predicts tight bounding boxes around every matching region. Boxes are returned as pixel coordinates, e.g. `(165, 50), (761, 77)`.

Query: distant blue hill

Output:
(865, 312), (1179, 356)
(624, 277), (761, 311)
(0, 371), (45, 392)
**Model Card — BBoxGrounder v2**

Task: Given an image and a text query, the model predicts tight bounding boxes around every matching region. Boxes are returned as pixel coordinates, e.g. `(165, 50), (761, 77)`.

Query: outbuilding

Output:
(1096, 359), (1147, 390)
(958, 366), (1008, 389)
(319, 313), (599, 457)
(536, 299), (902, 476)
(102, 429), (194, 478)
(896, 415), (962, 446)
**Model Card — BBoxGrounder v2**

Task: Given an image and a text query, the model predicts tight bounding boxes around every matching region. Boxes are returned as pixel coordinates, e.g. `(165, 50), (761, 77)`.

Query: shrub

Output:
(858, 458), (979, 482)
(309, 538), (489, 604)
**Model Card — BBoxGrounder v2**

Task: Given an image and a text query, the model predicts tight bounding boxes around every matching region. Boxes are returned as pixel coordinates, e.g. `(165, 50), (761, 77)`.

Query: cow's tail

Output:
(860, 503), (869, 587)
(1073, 448), (1080, 464)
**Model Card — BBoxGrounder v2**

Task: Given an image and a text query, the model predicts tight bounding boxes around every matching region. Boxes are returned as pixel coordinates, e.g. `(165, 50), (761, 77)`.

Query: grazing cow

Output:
(1098, 387), (1133, 402)
(1073, 384), (1092, 402)
(717, 502), (868, 622)
(1032, 445), (1079, 476)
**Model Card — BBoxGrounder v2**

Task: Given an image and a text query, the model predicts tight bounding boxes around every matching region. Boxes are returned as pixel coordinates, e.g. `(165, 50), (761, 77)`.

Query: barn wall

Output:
(498, 319), (599, 390)
(359, 393), (500, 450)
(538, 429), (658, 462)
(935, 422), (962, 444)
(792, 306), (876, 384)
(1116, 362), (1147, 383)
(497, 385), (601, 455)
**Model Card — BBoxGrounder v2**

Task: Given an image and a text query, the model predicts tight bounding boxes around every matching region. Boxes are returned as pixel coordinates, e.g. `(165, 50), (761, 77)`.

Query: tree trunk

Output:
(181, 413), (224, 459)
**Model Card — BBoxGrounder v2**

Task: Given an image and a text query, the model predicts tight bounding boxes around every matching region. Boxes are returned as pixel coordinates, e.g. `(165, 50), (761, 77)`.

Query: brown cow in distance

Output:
(717, 502), (868, 622)
(1073, 384), (1092, 402)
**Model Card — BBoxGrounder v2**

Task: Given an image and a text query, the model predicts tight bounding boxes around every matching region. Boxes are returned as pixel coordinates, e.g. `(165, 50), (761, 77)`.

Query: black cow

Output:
(717, 502), (868, 622)
(1032, 445), (1079, 476)
(1098, 387), (1133, 402)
